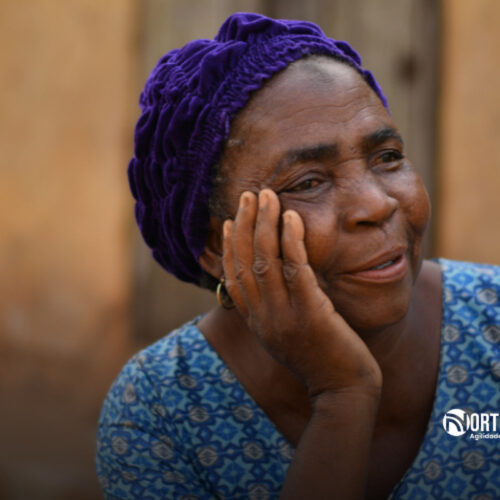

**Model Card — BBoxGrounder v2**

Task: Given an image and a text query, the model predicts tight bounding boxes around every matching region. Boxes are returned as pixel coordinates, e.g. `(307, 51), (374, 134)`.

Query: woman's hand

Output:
(222, 189), (382, 399)
(223, 189), (384, 499)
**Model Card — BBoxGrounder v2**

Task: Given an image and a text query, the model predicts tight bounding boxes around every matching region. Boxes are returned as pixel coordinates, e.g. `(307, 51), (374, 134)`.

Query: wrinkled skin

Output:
(216, 57), (430, 336)
(198, 57), (440, 500)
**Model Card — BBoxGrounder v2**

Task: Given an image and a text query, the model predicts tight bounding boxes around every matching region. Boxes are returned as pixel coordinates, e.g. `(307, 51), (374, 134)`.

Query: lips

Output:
(342, 247), (409, 283)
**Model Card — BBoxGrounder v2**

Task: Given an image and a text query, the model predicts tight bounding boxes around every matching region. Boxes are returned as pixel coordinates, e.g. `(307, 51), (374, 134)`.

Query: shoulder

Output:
(438, 258), (500, 308)
(130, 316), (208, 378)
(100, 317), (214, 419)
(96, 317), (218, 498)
(396, 262), (500, 499)
(438, 259), (500, 364)
(439, 258), (500, 285)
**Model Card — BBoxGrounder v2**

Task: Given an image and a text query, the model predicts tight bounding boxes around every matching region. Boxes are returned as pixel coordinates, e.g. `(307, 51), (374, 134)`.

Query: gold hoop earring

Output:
(216, 277), (235, 309)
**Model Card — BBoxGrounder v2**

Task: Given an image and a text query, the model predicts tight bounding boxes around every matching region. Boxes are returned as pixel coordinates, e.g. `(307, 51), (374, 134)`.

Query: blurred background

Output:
(1, 0), (499, 498)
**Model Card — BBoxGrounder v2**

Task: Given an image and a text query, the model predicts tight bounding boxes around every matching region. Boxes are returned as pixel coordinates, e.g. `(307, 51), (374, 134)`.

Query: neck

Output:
(361, 260), (442, 423)
(358, 297), (416, 375)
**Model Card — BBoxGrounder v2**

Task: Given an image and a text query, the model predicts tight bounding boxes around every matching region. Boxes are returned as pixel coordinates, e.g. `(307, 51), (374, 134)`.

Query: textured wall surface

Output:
(436, 0), (500, 264)
(0, 1), (136, 498)
(1, 0), (497, 498)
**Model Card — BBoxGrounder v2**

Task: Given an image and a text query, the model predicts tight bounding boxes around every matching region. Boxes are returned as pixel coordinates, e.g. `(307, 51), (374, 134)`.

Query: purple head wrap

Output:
(128, 12), (388, 286)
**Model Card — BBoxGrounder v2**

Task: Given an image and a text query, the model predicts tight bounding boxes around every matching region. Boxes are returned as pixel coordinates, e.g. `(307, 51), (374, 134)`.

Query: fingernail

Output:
(240, 193), (249, 208)
(223, 220), (231, 237)
(259, 190), (268, 209)
(283, 211), (292, 224)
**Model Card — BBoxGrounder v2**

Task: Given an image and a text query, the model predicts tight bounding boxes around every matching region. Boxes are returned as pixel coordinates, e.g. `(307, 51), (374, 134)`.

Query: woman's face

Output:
(218, 57), (430, 333)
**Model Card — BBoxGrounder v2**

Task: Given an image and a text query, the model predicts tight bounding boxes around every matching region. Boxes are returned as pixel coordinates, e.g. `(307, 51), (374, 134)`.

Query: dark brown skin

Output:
(198, 58), (442, 500)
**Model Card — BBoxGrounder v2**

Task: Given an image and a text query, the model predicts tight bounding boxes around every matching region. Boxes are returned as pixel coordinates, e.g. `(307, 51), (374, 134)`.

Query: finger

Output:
(281, 210), (335, 313)
(221, 219), (247, 316)
(281, 209), (307, 265)
(252, 189), (288, 307)
(232, 191), (260, 309)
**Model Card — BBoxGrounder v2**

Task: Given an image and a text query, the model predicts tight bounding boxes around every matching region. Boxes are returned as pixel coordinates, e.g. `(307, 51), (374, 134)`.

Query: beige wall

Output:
(0, 1), (136, 498)
(436, 0), (500, 264)
(0, 0), (498, 498)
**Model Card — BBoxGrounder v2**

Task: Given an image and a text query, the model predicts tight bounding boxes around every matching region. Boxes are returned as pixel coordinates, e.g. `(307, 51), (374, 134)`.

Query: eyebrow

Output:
(272, 143), (339, 177)
(364, 127), (404, 150)
(271, 126), (404, 177)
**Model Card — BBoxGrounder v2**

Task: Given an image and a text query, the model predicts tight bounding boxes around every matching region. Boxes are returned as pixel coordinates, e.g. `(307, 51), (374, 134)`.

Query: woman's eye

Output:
(378, 150), (403, 164)
(287, 179), (321, 192)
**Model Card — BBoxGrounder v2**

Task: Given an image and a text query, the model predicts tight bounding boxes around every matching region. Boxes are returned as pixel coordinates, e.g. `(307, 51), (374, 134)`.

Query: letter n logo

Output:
(442, 409), (469, 436)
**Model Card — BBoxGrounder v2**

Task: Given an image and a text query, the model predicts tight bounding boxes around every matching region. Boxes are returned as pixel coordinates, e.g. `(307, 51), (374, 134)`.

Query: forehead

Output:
(228, 57), (391, 153)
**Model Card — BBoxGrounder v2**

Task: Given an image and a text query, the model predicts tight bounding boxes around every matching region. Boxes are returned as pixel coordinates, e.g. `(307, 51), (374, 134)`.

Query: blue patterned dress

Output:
(96, 259), (500, 499)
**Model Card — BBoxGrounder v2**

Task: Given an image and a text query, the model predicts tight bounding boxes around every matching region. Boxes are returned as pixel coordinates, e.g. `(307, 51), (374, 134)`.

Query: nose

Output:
(341, 177), (398, 231)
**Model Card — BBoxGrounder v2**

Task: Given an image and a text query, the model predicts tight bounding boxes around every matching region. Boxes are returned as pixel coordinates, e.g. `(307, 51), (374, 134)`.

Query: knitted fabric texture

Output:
(128, 12), (388, 285)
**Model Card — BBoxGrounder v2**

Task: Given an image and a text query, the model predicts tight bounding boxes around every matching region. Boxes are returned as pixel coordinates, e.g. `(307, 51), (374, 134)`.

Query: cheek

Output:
(403, 176), (431, 232)
(300, 205), (340, 270)
(398, 175), (431, 278)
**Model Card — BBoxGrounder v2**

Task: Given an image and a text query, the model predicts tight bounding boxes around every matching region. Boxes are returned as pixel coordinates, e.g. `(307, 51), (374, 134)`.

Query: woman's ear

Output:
(199, 216), (224, 280)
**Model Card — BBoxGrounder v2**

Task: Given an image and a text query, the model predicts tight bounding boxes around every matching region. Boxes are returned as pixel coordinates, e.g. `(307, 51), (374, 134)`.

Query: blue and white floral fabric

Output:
(96, 259), (500, 499)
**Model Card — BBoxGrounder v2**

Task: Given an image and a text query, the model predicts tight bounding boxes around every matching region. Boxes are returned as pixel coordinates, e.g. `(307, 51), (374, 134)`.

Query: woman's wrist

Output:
(310, 382), (383, 418)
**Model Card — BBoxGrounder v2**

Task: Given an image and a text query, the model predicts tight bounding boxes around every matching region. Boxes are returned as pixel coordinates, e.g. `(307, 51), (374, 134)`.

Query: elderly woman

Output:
(96, 12), (500, 500)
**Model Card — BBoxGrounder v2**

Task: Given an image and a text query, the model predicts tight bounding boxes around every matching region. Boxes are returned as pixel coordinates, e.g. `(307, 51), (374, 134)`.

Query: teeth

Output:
(372, 259), (395, 270)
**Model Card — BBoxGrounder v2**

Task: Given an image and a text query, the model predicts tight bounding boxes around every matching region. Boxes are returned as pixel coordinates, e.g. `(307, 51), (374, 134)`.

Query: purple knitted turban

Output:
(128, 12), (388, 286)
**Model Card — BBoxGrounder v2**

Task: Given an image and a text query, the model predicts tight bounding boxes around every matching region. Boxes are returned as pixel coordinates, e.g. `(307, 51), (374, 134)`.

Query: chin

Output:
(328, 278), (414, 335)
(347, 300), (410, 335)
